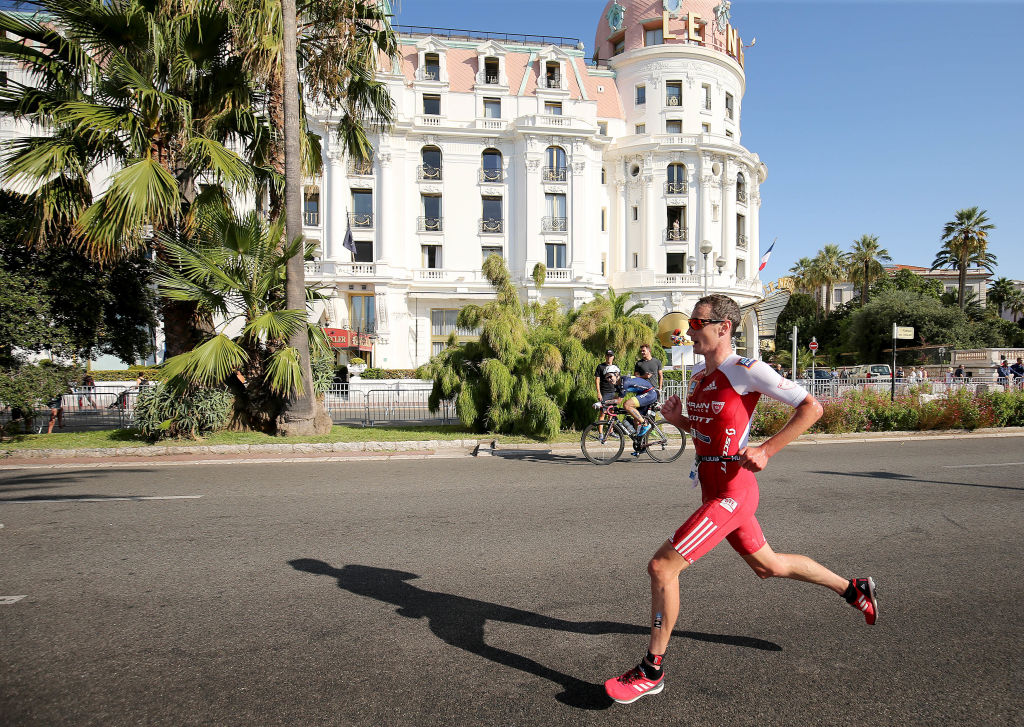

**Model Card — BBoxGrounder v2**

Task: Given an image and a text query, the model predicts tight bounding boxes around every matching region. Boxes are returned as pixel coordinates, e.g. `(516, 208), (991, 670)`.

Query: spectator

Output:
(954, 364), (966, 380)
(996, 360), (1011, 387)
(46, 389), (65, 433)
(944, 367), (954, 383)
(919, 367), (928, 380)
(908, 368), (918, 384)
(1010, 357), (1024, 388)
(634, 344), (664, 391)
(896, 367), (905, 381)
(135, 372), (150, 389)
(595, 350), (619, 402)
(79, 373), (97, 409)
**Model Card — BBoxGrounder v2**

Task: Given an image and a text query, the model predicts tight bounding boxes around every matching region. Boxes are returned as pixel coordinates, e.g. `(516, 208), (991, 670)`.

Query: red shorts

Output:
(670, 466), (766, 564)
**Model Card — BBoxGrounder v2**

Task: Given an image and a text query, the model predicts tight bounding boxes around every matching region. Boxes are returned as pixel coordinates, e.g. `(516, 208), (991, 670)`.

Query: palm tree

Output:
(1005, 289), (1024, 324)
(988, 277), (1017, 318)
(787, 257), (816, 295)
(153, 205), (330, 431)
(811, 244), (848, 315)
(0, 0), (260, 355)
(932, 207), (997, 311)
(847, 234), (891, 305)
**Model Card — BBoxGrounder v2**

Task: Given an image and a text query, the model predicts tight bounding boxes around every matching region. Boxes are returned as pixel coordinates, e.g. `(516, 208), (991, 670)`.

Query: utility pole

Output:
(790, 325), (798, 381)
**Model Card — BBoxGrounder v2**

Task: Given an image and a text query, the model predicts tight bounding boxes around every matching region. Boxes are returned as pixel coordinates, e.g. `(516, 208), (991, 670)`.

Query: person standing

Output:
(80, 373), (97, 409)
(595, 350), (619, 403)
(604, 294), (877, 705)
(46, 389), (65, 433)
(996, 360), (1011, 387)
(1010, 357), (1024, 389)
(634, 343), (663, 391)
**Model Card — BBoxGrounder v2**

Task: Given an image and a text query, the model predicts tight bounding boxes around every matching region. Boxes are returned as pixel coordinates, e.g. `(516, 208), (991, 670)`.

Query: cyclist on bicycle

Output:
(601, 369), (658, 438)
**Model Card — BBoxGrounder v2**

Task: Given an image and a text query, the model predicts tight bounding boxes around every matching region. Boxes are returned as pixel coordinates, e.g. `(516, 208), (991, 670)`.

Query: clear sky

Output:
(391, 0), (1024, 284)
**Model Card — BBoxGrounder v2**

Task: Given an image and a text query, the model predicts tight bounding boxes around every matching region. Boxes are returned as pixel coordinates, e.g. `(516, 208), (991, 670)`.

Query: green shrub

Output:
(752, 398), (790, 437)
(360, 368), (422, 380)
(90, 368), (163, 381)
(311, 350), (334, 397)
(134, 383), (233, 440)
(985, 390), (1024, 426)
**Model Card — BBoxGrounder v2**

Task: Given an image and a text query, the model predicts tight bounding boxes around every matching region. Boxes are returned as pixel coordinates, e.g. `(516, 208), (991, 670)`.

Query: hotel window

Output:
(598, 121), (608, 135)
(421, 194), (442, 231)
(736, 213), (747, 248)
(601, 254), (606, 275)
(635, 84), (646, 105)
(725, 129), (733, 138)
(544, 146), (567, 181)
(422, 244), (442, 269)
(667, 252), (687, 274)
(665, 81), (682, 107)
(833, 288), (843, 305)
(422, 94), (441, 115)
(544, 193), (567, 230)
(635, 123), (646, 134)
(352, 239), (373, 263)
(612, 37), (625, 56)
(483, 97), (501, 118)
(632, 206), (638, 221)
(0, 71), (7, 88)
(666, 119), (682, 133)
(633, 252), (639, 269)
(546, 243), (566, 269)
(544, 61), (561, 89)
(701, 122), (710, 133)
(736, 259), (746, 279)
(351, 189), (372, 228)
(725, 92), (735, 119)
(303, 188), (320, 226)
(483, 56), (499, 84)
(481, 196), (503, 233)
(667, 206), (685, 240)
(667, 163), (687, 194)
(601, 207), (606, 232)
(544, 101), (562, 116)
(420, 145), (442, 180)
(645, 26), (663, 46)
(423, 52), (440, 81)
(601, 166), (606, 184)
(736, 173), (746, 202)
(482, 246), (503, 263)
(481, 148), (503, 183)
(431, 308), (479, 356)
(350, 294), (375, 334)
(702, 83), (711, 110)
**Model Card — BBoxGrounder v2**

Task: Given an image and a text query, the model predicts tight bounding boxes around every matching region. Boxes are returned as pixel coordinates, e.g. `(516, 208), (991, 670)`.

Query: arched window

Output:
(666, 163), (687, 194)
(419, 145), (442, 181)
(544, 146), (566, 182)
(481, 148), (503, 183)
(736, 172), (747, 202)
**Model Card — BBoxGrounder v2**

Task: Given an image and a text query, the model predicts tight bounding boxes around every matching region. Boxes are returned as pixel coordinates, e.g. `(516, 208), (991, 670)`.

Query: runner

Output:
(604, 294), (877, 705)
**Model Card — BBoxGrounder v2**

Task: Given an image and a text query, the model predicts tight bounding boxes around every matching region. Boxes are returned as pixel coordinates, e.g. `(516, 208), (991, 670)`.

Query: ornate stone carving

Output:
(420, 184), (441, 194)
(378, 152), (392, 167)
(640, 173), (654, 186)
(572, 161), (586, 175)
(526, 158), (541, 171)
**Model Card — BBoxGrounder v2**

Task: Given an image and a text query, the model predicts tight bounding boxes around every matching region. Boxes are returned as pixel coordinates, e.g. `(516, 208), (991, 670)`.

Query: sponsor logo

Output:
(688, 401), (712, 411)
(720, 497), (737, 513)
(711, 401), (725, 415)
(692, 429), (712, 444)
(689, 415), (714, 424)
(737, 357), (756, 368)
(721, 427), (736, 471)
(702, 380), (718, 391)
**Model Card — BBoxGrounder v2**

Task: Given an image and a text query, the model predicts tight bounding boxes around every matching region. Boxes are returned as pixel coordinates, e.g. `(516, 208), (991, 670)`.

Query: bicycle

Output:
(580, 403), (686, 465)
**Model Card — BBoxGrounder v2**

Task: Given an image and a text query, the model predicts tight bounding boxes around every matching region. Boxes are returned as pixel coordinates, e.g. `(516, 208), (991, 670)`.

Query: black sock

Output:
(842, 580), (857, 603)
(641, 652), (664, 678)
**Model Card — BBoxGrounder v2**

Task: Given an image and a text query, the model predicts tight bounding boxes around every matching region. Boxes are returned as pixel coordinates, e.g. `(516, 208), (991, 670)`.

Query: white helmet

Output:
(603, 364), (620, 376)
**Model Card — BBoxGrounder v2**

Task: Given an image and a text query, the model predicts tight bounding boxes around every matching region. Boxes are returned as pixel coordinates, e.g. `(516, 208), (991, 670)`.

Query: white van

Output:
(846, 364), (892, 380)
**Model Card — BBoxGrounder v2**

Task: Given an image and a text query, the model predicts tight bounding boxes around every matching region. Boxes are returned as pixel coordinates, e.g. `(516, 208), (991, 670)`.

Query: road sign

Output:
(809, 340), (818, 351)
(895, 326), (915, 340)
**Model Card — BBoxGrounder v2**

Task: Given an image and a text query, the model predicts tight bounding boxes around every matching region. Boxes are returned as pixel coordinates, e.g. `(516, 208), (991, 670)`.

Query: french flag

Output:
(758, 239), (776, 272)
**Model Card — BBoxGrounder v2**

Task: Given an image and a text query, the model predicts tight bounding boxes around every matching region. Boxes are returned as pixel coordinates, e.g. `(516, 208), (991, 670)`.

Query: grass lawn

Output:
(0, 425), (585, 453)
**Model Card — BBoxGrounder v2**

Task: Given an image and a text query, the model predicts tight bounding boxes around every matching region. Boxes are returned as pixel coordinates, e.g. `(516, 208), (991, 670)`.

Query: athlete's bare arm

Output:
(738, 394), (822, 472)
(660, 394), (690, 431)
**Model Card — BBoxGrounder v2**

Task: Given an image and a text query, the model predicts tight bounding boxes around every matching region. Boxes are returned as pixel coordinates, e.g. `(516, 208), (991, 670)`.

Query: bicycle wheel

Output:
(644, 419), (686, 463)
(581, 421), (625, 464)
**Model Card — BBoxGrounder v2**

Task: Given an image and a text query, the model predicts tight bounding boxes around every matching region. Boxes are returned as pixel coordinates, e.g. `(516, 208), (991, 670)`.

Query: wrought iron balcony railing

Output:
(479, 218), (504, 234)
(666, 95), (681, 107)
(479, 167), (504, 183)
(665, 181), (687, 195)
(418, 216), (444, 232)
(736, 189), (747, 203)
(736, 234), (748, 250)
(665, 227), (687, 242)
(349, 212), (373, 228)
(303, 211), (320, 226)
(417, 164), (442, 181)
(539, 75), (562, 89)
(476, 71), (501, 84)
(542, 166), (567, 182)
(541, 216), (568, 232)
(416, 67), (440, 81)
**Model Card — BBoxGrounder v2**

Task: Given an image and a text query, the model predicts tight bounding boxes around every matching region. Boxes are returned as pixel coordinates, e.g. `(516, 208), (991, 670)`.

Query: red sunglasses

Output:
(688, 318), (726, 330)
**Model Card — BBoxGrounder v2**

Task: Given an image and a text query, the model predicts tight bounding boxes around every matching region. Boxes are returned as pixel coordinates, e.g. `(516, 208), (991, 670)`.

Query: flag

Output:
(758, 239), (776, 272)
(342, 218), (356, 254)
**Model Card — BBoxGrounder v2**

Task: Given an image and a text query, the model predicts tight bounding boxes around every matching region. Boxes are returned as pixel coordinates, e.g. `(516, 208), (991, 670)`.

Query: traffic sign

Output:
(809, 340), (819, 351)
(895, 326), (915, 340)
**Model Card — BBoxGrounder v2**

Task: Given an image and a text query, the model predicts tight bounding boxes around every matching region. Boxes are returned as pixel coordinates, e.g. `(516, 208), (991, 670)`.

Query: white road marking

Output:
(943, 462), (1024, 469)
(7, 495), (203, 504)
(0, 596), (27, 605)
(0, 451), (470, 471)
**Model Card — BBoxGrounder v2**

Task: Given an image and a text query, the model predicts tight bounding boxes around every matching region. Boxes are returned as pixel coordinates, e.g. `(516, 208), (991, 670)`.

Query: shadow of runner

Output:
(289, 559), (781, 710)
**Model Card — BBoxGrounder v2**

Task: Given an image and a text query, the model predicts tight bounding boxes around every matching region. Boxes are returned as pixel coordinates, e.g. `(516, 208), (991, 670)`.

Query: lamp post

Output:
(700, 240), (713, 295)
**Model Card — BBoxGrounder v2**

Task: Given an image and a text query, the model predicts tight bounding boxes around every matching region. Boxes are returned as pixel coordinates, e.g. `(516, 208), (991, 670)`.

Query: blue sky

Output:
(391, 0), (1024, 284)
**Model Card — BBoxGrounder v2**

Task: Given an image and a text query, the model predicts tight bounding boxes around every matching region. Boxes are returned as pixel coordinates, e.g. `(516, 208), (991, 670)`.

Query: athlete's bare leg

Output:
(646, 540), (690, 656)
(623, 399), (645, 426)
(742, 542), (848, 594)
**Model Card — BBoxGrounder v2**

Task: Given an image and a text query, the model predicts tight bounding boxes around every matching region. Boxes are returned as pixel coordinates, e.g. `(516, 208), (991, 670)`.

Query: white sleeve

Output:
(723, 358), (809, 407)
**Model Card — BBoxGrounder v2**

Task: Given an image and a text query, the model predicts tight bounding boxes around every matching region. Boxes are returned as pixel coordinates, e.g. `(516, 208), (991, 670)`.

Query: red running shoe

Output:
(847, 577), (878, 625)
(604, 664), (664, 704)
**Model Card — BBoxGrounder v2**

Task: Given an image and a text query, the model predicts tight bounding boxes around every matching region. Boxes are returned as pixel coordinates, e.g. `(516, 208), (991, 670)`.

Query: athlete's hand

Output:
(738, 445), (769, 472)
(661, 395), (686, 427)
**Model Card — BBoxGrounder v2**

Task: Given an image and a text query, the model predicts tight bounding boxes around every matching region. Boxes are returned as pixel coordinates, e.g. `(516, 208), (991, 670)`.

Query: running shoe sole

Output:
(608, 680), (664, 704)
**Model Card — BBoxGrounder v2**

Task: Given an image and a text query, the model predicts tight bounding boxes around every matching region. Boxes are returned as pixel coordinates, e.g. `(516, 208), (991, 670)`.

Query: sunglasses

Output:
(688, 318), (726, 330)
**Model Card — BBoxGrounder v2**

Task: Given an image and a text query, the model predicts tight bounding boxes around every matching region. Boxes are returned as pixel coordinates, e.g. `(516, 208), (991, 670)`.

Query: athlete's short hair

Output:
(695, 294), (741, 337)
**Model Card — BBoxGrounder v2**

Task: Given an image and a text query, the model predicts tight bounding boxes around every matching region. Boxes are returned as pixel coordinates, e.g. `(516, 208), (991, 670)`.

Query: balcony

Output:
(348, 159), (373, 176)
(303, 210), (320, 226)
(413, 268), (486, 283)
(665, 227), (687, 242)
(349, 212), (373, 228)
(545, 268), (571, 281)
(541, 216), (567, 232)
(665, 181), (687, 195)
(665, 95), (681, 107)
(479, 167), (504, 183)
(538, 75), (563, 90)
(542, 166), (567, 182)
(417, 164), (442, 181)
(736, 189), (747, 203)
(476, 71), (502, 85)
(479, 218), (504, 234)
(656, 273), (702, 286)
(476, 118), (507, 130)
(416, 115), (442, 126)
(418, 216), (444, 232)
(415, 67), (441, 81)
(736, 234), (748, 250)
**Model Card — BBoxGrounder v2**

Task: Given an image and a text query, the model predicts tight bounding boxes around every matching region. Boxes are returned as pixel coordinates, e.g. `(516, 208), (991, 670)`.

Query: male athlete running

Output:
(604, 294), (877, 705)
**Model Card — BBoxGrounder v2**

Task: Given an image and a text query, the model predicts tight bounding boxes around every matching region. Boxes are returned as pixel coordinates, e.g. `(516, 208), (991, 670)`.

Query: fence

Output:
(319, 385), (458, 426)
(798, 376), (1023, 400)
(1, 386), (140, 433)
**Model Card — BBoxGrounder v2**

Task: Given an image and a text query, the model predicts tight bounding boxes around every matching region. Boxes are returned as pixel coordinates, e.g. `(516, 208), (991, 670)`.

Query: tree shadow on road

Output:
(811, 469), (1024, 492)
(289, 559), (781, 710)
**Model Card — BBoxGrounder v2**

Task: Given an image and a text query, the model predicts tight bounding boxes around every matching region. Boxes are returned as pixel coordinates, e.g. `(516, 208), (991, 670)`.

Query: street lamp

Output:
(700, 240), (713, 295)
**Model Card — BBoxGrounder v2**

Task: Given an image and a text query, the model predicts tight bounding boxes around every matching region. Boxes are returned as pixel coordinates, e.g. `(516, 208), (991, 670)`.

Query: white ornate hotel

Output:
(302, 0), (766, 367)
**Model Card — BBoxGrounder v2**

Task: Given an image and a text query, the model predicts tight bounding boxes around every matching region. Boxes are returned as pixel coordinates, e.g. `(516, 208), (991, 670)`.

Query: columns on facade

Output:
(642, 173), (657, 276)
(721, 157), (734, 283)
(524, 154), (543, 276)
(698, 154), (714, 278)
(327, 149), (347, 261)
(377, 151), (393, 265)
(614, 175), (628, 275)
(570, 157), (587, 275)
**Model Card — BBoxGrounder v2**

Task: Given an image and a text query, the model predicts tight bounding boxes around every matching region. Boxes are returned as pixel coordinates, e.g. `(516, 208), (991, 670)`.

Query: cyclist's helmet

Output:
(602, 364), (620, 378)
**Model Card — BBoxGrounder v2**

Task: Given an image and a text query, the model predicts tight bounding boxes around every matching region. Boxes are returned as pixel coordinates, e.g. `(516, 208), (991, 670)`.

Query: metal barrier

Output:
(322, 385), (456, 426)
(0, 386), (139, 433)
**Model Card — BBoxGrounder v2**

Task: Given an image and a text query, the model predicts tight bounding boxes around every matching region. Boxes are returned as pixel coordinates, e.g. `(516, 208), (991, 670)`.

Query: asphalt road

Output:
(1, 437), (1022, 727)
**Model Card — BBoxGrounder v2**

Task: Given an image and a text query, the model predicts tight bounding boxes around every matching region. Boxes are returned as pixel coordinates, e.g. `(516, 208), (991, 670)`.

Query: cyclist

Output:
(601, 368), (658, 440)
(604, 294), (877, 705)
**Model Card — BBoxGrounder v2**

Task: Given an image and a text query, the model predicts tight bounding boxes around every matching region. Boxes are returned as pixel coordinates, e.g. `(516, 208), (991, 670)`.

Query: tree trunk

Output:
(958, 264), (967, 310)
(862, 261), (869, 305)
(276, 0), (329, 436)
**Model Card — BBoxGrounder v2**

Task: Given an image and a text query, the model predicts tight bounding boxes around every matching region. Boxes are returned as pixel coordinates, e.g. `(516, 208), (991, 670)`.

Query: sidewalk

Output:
(2, 427), (1023, 470)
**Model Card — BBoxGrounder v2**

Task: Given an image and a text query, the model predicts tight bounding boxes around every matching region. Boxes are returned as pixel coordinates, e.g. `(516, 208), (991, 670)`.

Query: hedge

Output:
(359, 368), (426, 380)
(88, 367), (163, 382)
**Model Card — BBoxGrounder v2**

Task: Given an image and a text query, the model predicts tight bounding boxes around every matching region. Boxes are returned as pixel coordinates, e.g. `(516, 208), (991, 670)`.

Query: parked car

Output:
(847, 364), (892, 379)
